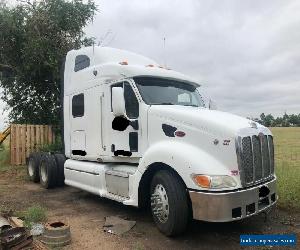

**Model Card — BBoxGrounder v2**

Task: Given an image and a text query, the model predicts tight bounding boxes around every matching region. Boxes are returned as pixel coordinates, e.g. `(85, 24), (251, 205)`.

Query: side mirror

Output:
(112, 87), (126, 116)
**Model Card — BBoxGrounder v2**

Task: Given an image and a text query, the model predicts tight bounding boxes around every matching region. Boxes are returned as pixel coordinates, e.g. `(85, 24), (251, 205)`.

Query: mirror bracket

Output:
(129, 120), (139, 130)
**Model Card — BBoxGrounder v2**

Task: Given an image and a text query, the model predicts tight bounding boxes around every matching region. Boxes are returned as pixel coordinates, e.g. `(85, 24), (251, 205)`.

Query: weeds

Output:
(17, 205), (47, 228)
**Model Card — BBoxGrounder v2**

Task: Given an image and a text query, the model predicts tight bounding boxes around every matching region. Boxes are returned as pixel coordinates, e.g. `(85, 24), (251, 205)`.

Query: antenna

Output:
(103, 33), (116, 47)
(163, 37), (166, 67)
(98, 30), (113, 47)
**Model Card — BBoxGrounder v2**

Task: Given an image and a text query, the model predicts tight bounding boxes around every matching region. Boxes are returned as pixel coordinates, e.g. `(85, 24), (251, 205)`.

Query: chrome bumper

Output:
(189, 178), (277, 222)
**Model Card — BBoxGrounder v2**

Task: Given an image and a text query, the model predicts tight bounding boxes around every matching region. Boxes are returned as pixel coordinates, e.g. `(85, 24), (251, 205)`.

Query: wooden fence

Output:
(10, 124), (56, 165)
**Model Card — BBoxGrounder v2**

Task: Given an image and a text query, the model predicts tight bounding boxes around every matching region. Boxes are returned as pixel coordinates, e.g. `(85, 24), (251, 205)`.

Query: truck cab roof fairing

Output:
(63, 47), (201, 95)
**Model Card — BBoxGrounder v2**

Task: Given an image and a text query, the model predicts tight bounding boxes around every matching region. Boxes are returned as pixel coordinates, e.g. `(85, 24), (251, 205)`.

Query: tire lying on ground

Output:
(39, 153), (58, 189)
(150, 170), (190, 236)
(27, 152), (43, 183)
(54, 154), (66, 187)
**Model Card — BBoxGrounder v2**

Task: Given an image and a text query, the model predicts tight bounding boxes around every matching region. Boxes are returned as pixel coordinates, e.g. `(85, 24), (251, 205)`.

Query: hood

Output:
(148, 105), (264, 137)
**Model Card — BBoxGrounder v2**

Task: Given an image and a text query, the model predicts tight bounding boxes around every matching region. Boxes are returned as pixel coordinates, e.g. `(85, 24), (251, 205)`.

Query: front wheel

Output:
(150, 170), (190, 236)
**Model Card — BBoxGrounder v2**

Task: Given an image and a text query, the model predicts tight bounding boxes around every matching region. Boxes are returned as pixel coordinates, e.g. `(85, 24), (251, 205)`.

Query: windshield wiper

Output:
(183, 104), (199, 107)
(161, 102), (175, 105)
(151, 102), (175, 105)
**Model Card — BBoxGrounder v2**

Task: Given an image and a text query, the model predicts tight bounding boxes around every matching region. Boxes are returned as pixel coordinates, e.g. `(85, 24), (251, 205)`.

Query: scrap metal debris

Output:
(0, 216), (12, 233)
(0, 215), (33, 250)
(0, 213), (69, 249)
(0, 227), (32, 250)
(103, 216), (136, 236)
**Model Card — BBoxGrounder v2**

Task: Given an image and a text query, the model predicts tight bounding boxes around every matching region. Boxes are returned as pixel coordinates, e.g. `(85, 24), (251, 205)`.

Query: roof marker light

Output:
(146, 64), (154, 67)
(119, 61), (128, 65)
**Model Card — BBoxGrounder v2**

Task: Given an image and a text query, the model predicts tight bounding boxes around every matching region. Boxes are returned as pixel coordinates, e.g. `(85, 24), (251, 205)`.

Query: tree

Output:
(0, 0), (97, 125)
(259, 113), (275, 127)
(257, 113), (300, 127)
(288, 114), (299, 126)
(259, 113), (266, 125)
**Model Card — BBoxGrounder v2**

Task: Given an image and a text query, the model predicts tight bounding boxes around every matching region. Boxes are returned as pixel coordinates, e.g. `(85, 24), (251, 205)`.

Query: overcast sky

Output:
(1, 0), (299, 129)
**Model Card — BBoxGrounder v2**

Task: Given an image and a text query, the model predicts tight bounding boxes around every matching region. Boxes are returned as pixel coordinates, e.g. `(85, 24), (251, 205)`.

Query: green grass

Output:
(17, 205), (47, 228)
(271, 127), (300, 211)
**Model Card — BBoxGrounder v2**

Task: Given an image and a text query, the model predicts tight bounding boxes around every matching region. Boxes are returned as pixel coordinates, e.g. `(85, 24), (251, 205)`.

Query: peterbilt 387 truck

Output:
(27, 46), (277, 236)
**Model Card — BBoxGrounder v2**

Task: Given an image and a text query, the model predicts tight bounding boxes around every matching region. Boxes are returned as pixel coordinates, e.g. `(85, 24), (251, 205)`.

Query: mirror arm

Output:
(129, 119), (139, 130)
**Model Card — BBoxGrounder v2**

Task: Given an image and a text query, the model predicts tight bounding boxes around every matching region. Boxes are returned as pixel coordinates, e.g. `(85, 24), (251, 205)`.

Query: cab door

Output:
(109, 81), (141, 159)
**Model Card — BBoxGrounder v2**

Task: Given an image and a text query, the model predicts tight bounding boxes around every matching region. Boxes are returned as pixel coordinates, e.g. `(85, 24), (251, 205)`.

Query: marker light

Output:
(192, 175), (237, 189)
(174, 131), (185, 137)
(192, 175), (210, 188)
(146, 64), (154, 67)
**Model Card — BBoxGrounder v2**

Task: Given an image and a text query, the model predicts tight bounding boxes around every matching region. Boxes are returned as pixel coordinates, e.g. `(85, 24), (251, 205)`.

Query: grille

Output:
(237, 134), (274, 186)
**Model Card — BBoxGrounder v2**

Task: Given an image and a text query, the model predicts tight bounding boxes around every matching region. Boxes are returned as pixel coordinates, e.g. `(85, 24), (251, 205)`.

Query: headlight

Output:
(192, 175), (237, 189)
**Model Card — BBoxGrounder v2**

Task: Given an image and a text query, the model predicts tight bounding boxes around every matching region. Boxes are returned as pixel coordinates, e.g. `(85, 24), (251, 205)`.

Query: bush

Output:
(39, 135), (63, 153)
(0, 142), (10, 171)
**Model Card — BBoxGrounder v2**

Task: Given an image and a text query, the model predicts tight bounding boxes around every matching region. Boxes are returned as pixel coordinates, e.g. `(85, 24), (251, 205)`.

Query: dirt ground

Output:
(0, 168), (299, 250)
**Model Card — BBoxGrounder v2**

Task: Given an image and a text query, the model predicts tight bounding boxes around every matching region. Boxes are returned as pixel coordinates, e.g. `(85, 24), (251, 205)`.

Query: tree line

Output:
(252, 113), (300, 127)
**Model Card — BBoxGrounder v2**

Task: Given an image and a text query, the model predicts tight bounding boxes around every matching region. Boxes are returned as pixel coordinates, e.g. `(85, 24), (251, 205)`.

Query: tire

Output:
(150, 170), (190, 236)
(27, 152), (42, 183)
(54, 154), (66, 187)
(39, 154), (58, 189)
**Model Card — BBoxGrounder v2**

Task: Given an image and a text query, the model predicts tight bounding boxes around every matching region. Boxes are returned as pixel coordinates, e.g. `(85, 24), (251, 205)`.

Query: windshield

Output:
(133, 77), (204, 107)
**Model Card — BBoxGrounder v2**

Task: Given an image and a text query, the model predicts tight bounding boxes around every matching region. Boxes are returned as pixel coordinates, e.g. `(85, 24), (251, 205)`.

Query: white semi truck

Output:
(27, 47), (277, 236)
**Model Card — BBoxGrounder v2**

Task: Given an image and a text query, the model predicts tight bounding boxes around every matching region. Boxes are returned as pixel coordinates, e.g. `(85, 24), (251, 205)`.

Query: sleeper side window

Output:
(74, 55), (90, 72)
(72, 94), (84, 117)
(124, 82), (139, 119)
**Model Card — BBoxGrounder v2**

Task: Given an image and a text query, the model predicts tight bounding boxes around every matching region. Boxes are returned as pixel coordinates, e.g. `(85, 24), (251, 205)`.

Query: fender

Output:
(124, 140), (236, 207)
(138, 140), (234, 190)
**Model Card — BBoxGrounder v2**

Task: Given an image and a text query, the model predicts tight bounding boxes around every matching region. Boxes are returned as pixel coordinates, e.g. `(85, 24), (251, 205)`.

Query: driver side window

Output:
(124, 82), (139, 119)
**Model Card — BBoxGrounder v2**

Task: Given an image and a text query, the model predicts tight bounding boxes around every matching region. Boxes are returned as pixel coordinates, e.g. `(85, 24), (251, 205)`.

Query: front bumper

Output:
(189, 177), (277, 222)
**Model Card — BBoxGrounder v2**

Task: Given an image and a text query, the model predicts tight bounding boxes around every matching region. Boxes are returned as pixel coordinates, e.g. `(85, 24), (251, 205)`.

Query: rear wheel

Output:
(39, 154), (58, 189)
(54, 154), (66, 187)
(27, 152), (42, 183)
(150, 170), (189, 236)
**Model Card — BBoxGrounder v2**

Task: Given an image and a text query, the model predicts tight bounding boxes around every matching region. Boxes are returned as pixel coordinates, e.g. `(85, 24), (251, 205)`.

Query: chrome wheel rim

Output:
(28, 160), (34, 177)
(40, 162), (47, 183)
(151, 184), (169, 223)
